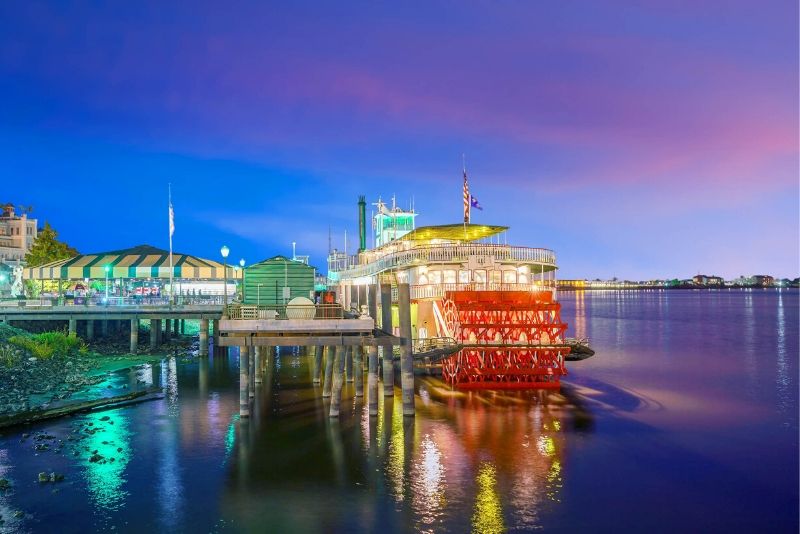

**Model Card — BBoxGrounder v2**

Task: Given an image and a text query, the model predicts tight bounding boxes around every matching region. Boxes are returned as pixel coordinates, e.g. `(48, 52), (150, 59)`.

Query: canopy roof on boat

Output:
(23, 244), (242, 281)
(398, 224), (509, 242)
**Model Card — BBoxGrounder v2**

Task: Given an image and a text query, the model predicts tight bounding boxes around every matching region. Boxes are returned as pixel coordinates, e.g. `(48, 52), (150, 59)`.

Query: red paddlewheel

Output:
(440, 291), (571, 390)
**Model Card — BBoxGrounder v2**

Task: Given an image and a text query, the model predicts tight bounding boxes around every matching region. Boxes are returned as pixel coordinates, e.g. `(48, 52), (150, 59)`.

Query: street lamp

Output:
(220, 245), (230, 317)
(104, 265), (111, 304)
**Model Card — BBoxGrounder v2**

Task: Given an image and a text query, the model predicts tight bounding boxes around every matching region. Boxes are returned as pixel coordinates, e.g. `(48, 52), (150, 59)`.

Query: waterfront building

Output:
(558, 279), (586, 289)
(0, 204), (37, 262)
(241, 255), (315, 305)
(692, 274), (724, 286)
(750, 275), (775, 287)
(22, 244), (241, 299)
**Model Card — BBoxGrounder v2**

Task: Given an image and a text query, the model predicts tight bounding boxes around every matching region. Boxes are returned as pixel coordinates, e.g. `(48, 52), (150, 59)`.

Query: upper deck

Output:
(332, 242), (557, 281)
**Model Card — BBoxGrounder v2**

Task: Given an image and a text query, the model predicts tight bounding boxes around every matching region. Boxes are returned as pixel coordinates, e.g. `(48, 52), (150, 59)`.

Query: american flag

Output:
(463, 169), (470, 223)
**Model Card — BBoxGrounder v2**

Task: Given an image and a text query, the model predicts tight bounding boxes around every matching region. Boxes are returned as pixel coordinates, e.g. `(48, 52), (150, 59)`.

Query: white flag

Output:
(169, 202), (175, 237)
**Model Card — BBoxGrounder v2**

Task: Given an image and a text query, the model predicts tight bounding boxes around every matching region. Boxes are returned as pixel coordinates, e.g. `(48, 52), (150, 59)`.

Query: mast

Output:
(462, 155), (470, 225)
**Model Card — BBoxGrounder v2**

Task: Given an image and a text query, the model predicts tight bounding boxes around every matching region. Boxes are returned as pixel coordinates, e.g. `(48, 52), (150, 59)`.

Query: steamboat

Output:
(328, 177), (580, 390)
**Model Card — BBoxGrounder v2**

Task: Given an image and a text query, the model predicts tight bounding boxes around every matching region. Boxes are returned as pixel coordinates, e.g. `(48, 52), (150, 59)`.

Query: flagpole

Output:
(168, 183), (174, 306)
(462, 154), (470, 241)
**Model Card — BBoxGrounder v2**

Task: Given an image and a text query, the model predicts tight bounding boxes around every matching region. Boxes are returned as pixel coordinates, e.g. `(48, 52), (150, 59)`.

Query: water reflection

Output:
(83, 410), (131, 512)
(410, 434), (446, 532)
(472, 462), (504, 533)
(775, 292), (790, 418)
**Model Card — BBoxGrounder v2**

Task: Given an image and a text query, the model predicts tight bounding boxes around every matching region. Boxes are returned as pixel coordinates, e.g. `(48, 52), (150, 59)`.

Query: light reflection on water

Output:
(83, 410), (131, 513)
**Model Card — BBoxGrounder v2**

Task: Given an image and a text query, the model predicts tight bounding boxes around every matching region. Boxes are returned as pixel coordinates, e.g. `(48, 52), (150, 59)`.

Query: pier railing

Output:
(225, 303), (344, 320)
(0, 295), (226, 308)
(333, 243), (556, 280)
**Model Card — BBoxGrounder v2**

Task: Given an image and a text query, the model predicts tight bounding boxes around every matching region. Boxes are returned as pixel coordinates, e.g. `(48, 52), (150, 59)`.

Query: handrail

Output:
(333, 243), (556, 280)
(0, 295), (227, 308)
(225, 303), (344, 320)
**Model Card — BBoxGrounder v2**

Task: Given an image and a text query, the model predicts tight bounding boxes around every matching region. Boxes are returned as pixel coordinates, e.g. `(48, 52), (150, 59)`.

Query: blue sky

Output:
(1, 1), (797, 278)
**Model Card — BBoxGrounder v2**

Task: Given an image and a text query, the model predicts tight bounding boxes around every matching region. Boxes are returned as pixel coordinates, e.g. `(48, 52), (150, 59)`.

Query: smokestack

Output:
(358, 195), (367, 252)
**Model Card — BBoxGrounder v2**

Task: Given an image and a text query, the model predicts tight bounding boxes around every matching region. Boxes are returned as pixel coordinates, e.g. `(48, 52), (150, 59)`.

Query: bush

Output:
(9, 335), (55, 358)
(8, 331), (82, 359)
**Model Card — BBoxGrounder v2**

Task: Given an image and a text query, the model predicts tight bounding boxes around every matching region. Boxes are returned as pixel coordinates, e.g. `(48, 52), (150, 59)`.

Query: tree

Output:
(24, 222), (78, 268)
(23, 223), (78, 298)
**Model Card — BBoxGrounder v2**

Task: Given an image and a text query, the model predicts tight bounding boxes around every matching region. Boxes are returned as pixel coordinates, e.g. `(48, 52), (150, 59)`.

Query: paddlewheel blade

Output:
(440, 291), (570, 389)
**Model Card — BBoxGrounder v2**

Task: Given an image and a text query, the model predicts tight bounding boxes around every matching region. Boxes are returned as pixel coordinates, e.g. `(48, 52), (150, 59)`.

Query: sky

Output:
(0, 1), (797, 279)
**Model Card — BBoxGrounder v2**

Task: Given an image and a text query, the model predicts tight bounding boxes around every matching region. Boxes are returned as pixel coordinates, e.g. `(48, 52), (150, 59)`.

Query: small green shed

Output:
(242, 256), (315, 305)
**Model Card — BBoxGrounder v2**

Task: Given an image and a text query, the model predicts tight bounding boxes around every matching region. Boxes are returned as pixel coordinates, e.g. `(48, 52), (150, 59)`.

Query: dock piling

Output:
(249, 346), (255, 397)
(254, 347), (262, 384)
(354, 346), (364, 397)
(368, 345), (378, 415)
(398, 283), (415, 416)
(368, 284), (378, 321)
(346, 346), (354, 383)
(313, 345), (323, 384)
(150, 319), (160, 350)
(322, 345), (334, 398)
(239, 345), (250, 418)
(330, 345), (345, 418)
(129, 319), (138, 354)
(199, 319), (209, 356)
(380, 283), (394, 396)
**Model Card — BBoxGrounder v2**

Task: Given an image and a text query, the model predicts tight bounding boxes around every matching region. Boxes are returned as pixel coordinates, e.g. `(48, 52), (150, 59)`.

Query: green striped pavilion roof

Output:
(23, 244), (243, 281)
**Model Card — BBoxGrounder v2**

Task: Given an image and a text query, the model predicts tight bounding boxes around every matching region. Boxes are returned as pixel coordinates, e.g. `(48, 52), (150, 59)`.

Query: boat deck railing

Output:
(408, 282), (555, 300)
(334, 243), (556, 280)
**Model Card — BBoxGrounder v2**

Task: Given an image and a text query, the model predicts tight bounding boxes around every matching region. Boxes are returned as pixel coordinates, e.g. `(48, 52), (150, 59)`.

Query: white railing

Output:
(334, 243), (556, 280)
(409, 282), (555, 300)
(0, 295), (226, 308)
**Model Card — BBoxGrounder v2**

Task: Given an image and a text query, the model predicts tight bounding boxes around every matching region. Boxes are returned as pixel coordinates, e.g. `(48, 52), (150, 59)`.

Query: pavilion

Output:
(23, 244), (242, 296)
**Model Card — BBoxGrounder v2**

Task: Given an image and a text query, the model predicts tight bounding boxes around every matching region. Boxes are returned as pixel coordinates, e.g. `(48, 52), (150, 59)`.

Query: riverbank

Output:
(0, 323), (197, 421)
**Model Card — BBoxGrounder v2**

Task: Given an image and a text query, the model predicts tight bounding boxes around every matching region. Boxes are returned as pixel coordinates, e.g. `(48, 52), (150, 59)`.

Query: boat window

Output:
(518, 272), (528, 284)
(490, 270), (502, 284)
(417, 273), (428, 285)
(429, 270), (442, 284)
(459, 270), (470, 284)
(503, 270), (517, 284)
(443, 270), (457, 284)
(474, 270), (486, 283)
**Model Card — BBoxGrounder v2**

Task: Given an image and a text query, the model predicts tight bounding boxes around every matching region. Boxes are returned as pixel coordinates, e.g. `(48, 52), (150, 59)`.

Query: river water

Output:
(0, 289), (797, 533)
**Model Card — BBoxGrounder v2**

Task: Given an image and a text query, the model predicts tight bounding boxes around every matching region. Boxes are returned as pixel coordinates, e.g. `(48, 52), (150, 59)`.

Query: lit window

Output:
(459, 270), (470, 284)
(474, 270), (486, 283)
(503, 270), (517, 284)
(490, 270), (502, 284)
(443, 270), (456, 284)
(429, 271), (442, 284)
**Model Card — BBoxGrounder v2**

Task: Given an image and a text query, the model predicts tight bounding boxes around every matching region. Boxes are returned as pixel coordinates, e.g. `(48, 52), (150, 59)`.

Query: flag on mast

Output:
(463, 166), (470, 224)
(470, 195), (483, 211)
